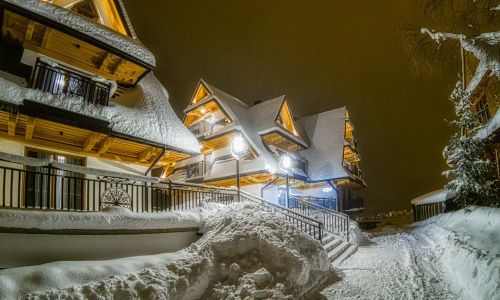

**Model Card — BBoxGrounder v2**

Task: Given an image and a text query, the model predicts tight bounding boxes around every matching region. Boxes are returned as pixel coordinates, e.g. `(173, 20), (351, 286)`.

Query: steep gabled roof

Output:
(200, 80), (280, 175)
(298, 107), (348, 181)
(3, 0), (155, 68)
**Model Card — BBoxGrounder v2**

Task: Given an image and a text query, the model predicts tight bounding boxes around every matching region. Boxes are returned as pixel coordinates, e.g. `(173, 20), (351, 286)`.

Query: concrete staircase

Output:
(322, 232), (358, 266)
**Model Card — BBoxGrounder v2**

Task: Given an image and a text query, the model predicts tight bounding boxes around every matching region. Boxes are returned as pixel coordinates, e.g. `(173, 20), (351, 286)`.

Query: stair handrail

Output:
(159, 180), (324, 241)
(288, 195), (350, 242)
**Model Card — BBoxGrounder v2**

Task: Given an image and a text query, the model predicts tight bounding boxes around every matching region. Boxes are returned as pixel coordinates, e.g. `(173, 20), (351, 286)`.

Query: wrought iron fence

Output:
(0, 162), (324, 241)
(30, 58), (111, 106)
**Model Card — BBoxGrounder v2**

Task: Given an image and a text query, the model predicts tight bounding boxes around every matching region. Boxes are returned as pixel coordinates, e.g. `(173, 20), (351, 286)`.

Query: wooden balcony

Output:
(30, 59), (111, 106)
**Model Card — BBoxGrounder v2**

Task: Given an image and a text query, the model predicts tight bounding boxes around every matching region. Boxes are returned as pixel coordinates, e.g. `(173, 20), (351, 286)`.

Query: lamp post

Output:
(279, 155), (292, 208)
(231, 134), (248, 201)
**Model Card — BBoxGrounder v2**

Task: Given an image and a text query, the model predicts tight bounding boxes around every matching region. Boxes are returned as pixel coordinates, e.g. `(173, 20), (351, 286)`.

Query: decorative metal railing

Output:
(283, 195), (350, 241)
(30, 59), (111, 106)
(0, 162), (324, 241)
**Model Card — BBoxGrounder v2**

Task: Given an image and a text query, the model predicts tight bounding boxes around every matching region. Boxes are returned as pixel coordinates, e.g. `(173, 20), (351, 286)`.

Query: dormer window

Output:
(71, 0), (99, 22)
(276, 101), (298, 136)
(49, 0), (130, 36)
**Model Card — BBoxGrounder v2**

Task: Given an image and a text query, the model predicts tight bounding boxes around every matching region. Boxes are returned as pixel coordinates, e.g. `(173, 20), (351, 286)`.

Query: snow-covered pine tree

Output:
(442, 81), (492, 208)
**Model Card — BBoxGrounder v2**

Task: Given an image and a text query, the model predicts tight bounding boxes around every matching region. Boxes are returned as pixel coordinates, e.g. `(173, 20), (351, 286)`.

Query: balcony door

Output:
(25, 150), (85, 210)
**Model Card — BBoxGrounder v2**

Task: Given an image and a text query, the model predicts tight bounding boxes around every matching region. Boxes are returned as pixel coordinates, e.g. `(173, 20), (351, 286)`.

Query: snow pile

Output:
(0, 202), (336, 299)
(349, 220), (370, 246)
(0, 206), (205, 231)
(414, 206), (500, 300)
(0, 73), (199, 154)
(5, 0), (155, 67)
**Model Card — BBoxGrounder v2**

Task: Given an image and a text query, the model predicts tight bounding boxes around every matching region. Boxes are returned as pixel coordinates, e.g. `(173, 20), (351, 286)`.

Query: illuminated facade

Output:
(170, 79), (367, 212)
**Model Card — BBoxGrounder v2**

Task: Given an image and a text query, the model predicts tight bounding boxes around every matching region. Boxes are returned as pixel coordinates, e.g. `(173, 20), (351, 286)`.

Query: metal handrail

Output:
(288, 195), (350, 241)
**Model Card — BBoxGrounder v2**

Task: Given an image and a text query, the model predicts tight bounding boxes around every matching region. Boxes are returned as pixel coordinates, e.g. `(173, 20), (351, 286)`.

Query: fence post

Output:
(168, 180), (172, 211)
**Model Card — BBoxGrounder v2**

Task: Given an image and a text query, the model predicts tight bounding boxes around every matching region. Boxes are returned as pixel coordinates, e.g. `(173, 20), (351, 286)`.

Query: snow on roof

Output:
(193, 80), (362, 182)
(298, 107), (348, 181)
(201, 80), (280, 172)
(4, 0), (155, 68)
(411, 189), (451, 205)
(0, 73), (200, 154)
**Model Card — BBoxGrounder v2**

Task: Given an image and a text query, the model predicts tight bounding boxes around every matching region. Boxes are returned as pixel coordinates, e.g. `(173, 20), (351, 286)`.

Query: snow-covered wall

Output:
(0, 206), (206, 268)
(0, 231), (199, 268)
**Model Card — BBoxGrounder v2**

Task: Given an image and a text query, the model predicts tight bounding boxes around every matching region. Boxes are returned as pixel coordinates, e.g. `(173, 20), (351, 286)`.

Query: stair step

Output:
(328, 241), (351, 262)
(333, 244), (358, 267)
(323, 238), (342, 253)
(321, 234), (335, 245)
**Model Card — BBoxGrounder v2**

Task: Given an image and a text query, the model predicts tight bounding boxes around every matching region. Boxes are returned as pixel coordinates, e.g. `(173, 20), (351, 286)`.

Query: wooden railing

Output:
(30, 59), (111, 106)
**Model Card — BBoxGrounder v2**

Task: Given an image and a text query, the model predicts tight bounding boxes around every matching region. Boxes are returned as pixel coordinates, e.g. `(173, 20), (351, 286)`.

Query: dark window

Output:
(25, 150), (85, 209)
(476, 96), (491, 123)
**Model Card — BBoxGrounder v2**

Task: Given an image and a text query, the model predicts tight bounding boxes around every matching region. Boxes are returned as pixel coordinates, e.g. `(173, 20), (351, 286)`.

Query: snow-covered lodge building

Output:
(170, 80), (367, 213)
(0, 0), (201, 210)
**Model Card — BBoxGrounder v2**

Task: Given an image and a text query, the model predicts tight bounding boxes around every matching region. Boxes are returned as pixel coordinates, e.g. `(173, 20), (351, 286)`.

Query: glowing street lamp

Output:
(231, 134), (248, 200)
(280, 155), (293, 208)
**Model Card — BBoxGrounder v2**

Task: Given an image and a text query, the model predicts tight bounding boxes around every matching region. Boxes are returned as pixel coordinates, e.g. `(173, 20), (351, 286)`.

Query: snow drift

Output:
(0, 202), (336, 299)
(414, 206), (500, 300)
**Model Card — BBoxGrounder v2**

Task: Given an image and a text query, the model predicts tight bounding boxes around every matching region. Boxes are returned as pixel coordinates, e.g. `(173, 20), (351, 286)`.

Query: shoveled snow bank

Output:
(0, 206), (204, 231)
(413, 206), (500, 300)
(0, 73), (199, 154)
(0, 202), (336, 299)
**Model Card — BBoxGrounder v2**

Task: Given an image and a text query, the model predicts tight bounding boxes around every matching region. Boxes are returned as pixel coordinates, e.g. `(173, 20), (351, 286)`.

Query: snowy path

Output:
(322, 229), (457, 299)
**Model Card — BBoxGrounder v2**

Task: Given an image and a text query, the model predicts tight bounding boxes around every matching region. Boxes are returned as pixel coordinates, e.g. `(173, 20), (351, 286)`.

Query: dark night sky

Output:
(124, 0), (463, 214)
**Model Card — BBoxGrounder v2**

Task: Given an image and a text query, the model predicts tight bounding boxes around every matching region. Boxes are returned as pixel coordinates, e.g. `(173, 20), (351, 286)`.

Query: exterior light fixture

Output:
(279, 155), (293, 208)
(231, 134), (248, 158)
(231, 134), (248, 201)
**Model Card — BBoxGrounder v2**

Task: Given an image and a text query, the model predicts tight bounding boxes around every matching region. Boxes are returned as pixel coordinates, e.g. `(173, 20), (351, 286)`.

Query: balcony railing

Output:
(344, 162), (362, 179)
(188, 119), (228, 137)
(29, 59), (111, 106)
(174, 161), (213, 180)
(345, 136), (358, 150)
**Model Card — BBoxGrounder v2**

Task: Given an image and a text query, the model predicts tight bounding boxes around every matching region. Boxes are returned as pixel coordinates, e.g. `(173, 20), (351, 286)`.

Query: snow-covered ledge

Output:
(0, 206), (208, 268)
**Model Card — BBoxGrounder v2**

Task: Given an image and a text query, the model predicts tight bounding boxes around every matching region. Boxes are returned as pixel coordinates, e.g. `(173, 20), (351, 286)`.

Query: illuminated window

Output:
(192, 83), (211, 104)
(51, 0), (129, 35)
(276, 101), (298, 136)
